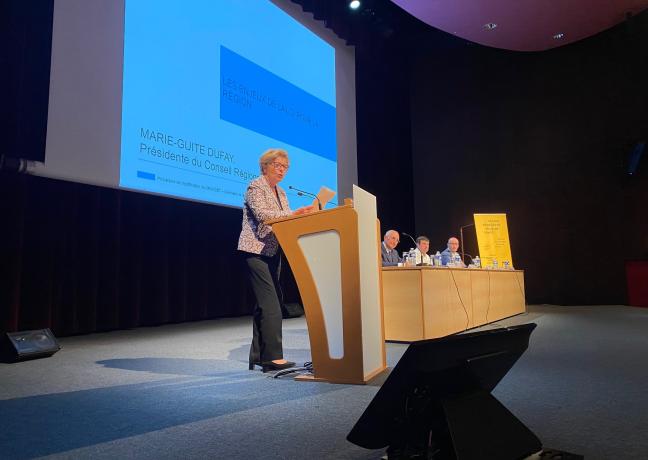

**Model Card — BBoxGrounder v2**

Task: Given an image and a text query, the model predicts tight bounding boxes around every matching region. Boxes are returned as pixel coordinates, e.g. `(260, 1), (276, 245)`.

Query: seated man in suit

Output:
(441, 236), (464, 266)
(414, 236), (431, 265)
(381, 229), (401, 266)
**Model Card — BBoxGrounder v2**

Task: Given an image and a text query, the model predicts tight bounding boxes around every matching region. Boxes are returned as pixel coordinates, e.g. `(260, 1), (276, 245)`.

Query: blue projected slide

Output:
(120, 0), (337, 208)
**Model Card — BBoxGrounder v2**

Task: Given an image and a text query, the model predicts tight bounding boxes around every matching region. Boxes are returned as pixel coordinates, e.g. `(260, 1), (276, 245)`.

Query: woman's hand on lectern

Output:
(292, 204), (317, 215)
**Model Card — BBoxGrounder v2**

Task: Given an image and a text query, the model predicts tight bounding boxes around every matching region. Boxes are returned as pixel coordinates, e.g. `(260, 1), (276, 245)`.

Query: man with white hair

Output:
(381, 229), (401, 266)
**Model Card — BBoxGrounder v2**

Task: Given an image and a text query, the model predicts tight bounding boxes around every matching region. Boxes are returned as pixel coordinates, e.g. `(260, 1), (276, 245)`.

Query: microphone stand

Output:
(401, 232), (418, 249)
(461, 253), (475, 268)
(288, 185), (322, 210)
(459, 223), (475, 266)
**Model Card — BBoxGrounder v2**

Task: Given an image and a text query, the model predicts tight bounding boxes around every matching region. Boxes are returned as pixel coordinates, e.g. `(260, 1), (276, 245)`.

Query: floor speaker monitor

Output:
(2, 328), (60, 362)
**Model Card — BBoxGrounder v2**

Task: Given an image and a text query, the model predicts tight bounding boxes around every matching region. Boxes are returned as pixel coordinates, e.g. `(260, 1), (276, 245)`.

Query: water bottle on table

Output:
(453, 252), (462, 267)
(406, 249), (415, 267)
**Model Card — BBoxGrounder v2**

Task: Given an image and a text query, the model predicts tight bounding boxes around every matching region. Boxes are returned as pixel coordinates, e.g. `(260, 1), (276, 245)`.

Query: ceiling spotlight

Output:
(484, 22), (498, 30)
(553, 33), (565, 39)
(349, 0), (361, 10)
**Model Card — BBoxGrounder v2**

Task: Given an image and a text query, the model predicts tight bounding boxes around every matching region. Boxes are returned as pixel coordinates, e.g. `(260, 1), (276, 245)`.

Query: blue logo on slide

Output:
(137, 171), (156, 180)
(220, 46), (336, 162)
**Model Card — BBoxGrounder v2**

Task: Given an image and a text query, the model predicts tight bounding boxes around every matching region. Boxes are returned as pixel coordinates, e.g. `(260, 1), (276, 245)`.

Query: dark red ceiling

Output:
(390, 0), (648, 51)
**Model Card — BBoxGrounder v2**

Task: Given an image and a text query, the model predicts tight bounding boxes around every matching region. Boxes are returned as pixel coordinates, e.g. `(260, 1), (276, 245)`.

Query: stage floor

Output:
(1, 305), (647, 459)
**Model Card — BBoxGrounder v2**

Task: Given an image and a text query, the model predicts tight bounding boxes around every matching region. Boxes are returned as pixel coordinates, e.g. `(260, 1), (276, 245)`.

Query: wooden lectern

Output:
(267, 185), (386, 384)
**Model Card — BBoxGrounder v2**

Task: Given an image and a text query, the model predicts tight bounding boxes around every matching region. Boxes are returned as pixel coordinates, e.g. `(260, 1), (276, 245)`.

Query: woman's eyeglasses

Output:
(270, 162), (289, 171)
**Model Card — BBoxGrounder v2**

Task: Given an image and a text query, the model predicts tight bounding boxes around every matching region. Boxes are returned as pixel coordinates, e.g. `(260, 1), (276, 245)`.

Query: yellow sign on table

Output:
(474, 213), (513, 268)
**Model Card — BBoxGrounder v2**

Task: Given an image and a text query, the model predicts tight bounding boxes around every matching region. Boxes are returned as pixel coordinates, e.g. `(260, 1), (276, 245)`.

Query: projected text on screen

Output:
(120, 0), (337, 208)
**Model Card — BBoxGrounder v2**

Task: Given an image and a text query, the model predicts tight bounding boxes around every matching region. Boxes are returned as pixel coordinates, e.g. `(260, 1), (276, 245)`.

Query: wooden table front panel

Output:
(382, 267), (526, 341)
(421, 270), (473, 339)
(381, 270), (424, 342)
(488, 270), (526, 321)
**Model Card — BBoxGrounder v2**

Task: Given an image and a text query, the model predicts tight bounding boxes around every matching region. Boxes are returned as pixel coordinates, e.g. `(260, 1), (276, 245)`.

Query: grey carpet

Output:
(1, 305), (647, 459)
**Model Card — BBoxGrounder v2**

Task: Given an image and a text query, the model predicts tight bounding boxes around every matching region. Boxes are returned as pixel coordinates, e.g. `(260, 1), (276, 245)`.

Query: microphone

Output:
(288, 185), (322, 210)
(459, 223), (475, 267)
(450, 252), (474, 267)
(401, 232), (418, 248)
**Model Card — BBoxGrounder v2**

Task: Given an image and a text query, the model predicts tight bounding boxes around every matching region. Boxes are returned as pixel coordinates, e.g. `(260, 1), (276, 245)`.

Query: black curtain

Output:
(408, 12), (648, 304)
(0, 173), (306, 335)
(0, 0), (53, 162)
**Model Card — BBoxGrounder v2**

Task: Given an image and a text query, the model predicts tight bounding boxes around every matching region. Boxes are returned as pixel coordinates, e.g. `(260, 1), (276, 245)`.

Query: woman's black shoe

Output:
(261, 361), (296, 373)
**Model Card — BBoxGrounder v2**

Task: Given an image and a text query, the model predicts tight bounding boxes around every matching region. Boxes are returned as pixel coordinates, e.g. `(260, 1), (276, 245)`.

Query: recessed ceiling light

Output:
(484, 23), (498, 30)
(553, 33), (565, 39)
(349, 0), (361, 10)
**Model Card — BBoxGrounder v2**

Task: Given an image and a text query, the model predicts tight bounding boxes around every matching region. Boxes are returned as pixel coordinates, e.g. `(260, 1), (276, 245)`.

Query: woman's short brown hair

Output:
(259, 148), (289, 174)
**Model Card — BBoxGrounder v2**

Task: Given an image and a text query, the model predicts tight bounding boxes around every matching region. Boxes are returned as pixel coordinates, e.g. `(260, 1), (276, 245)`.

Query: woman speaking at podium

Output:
(238, 148), (315, 372)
